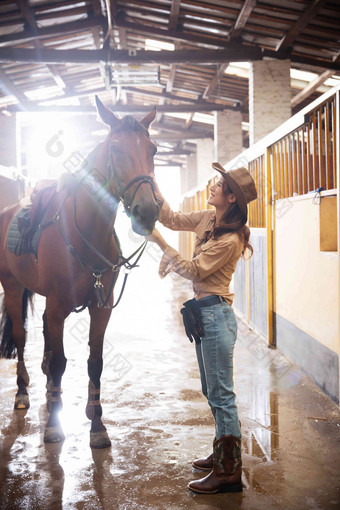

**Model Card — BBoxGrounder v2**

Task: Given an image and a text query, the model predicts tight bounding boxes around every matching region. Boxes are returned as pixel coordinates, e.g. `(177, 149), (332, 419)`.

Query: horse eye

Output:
(145, 130), (150, 138)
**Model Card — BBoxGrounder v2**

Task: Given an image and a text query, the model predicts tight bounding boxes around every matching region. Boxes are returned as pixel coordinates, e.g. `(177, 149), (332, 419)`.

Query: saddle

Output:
(7, 180), (58, 257)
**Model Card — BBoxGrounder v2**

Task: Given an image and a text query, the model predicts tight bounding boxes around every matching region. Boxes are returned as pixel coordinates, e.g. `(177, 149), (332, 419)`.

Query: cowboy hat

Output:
(212, 162), (257, 219)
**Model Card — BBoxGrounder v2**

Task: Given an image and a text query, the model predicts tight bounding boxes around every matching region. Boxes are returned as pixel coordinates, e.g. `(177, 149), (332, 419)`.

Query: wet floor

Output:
(1, 253), (340, 510)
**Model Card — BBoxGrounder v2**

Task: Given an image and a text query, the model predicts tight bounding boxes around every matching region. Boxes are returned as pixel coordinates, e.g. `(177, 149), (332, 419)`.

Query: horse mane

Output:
(115, 115), (145, 134)
(58, 144), (103, 192)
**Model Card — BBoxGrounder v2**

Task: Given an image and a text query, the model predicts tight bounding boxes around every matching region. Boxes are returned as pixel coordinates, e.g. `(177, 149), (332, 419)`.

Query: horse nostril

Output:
(132, 204), (140, 219)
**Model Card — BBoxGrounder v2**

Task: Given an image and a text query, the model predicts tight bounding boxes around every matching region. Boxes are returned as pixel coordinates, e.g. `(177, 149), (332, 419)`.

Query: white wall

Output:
(275, 193), (339, 353)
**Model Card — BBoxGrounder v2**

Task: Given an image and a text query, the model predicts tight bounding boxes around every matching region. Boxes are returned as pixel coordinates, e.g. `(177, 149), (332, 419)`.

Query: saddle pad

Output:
(7, 208), (42, 257)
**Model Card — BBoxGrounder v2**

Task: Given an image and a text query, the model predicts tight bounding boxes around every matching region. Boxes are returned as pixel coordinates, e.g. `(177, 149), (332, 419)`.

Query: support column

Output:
(214, 110), (243, 164)
(0, 114), (17, 167)
(196, 138), (214, 187)
(249, 59), (291, 145)
(181, 152), (197, 195)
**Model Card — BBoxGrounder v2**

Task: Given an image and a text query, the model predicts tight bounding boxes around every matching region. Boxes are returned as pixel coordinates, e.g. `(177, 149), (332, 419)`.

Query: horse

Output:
(0, 96), (159, 448)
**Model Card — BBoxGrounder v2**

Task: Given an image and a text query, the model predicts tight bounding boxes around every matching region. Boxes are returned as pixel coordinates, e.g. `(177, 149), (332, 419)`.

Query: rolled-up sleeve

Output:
(159, 237), (239, 281)
(158, 200), (206, 232)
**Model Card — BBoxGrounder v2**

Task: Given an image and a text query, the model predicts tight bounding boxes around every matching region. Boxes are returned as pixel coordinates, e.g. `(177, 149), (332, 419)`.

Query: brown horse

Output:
(0, 96), (159, 448)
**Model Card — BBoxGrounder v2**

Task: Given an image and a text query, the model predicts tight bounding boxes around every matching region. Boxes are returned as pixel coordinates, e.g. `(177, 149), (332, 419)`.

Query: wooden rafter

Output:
(232, 0), (257, 40)
(0, 69), (28, 107)
(16, 0), (68, 92)
(203, 63), (229, 100)
(203, 0), (256, 99)
(169, 0), (181, 31)
(166, 65), (177, 93)
(276, 0), (329, 52)
(0, 16), (106, 45)
(157, 149), (192, 156)
(152, 131), (213, 141)
(291, 70), (335, 108)
(265, 49), (340, 72)
(185, 112), (195, 129)
(123, 86), (199, 104)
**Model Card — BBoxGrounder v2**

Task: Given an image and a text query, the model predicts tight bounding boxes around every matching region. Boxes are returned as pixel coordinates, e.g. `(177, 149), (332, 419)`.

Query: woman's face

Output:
(208, 177), (234, 210)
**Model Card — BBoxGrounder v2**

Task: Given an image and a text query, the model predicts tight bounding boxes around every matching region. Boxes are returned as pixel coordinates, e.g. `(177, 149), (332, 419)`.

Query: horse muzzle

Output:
(131, 202), (158, 236)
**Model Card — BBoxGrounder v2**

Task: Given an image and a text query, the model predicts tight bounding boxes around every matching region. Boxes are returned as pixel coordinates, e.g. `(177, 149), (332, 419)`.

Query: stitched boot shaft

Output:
(188, 435), (242, 494)
(213, 435), (242, 475)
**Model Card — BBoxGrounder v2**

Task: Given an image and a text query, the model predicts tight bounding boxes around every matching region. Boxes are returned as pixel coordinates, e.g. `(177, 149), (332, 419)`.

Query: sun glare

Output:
(18, 112), (83, 183)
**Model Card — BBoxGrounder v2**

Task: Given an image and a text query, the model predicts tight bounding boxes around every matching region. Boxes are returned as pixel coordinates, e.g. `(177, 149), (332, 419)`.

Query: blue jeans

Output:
(195, 298), (241, 440)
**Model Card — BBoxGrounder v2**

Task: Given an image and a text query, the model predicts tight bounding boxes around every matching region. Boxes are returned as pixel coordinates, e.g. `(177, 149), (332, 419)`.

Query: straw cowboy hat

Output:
(212, 162), (257, 219)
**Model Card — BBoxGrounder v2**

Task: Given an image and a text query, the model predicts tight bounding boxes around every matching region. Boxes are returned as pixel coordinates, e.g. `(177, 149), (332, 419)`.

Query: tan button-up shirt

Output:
(158, 200), (244, 305)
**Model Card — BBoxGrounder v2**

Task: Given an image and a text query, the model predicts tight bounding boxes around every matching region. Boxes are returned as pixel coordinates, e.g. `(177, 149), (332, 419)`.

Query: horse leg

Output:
(2, 281), (30, 409)
(43, 300), (68, 443)
(86, 305), (112, 449)
(41, 309), (53, 405)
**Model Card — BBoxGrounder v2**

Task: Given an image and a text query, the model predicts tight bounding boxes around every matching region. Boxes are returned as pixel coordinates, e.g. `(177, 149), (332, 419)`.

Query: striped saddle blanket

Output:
(7, 182), (57, 257)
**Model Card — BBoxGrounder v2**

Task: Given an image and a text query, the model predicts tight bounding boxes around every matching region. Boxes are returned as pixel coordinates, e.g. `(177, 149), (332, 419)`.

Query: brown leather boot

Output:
(188, 435), (242, 494)
(192, 452), (213, 471)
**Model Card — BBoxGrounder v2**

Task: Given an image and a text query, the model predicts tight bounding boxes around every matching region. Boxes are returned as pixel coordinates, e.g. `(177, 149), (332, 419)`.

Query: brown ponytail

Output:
(211, 180), (253, 259)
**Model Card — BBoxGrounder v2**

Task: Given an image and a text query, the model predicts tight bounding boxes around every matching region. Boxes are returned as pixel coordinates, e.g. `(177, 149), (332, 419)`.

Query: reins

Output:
(35, 150), (158, 312)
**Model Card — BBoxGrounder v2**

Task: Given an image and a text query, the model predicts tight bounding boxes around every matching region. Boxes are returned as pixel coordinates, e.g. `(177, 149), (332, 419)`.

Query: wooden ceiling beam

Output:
(263, 48), (340, 71)
(157, 149), (192, 156)
(152, 131), (212, 140)
(276, 0), (329, 53)
(169, 0), (181, 31)
(290, 53), (340, 108)
(0, 69), (28, 108)
(0, 16), (106, 45)
(115, 19), (234, 49)
(7, 103), (232, 113)
(185, 112), (195, 129)
(231, 0), (257, 39)
(124, 86), (199, 103)
(291, 69), (335, 108)
(0, 46), (263, 65)
(203, 63), (228, 100)
(166, 65), (177, 93)
(16, 0), (68, 92)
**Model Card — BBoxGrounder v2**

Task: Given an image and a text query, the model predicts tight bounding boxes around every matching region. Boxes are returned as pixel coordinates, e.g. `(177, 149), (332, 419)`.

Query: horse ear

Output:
(95, 95), (120, 129)
(140, 107), (156, 128)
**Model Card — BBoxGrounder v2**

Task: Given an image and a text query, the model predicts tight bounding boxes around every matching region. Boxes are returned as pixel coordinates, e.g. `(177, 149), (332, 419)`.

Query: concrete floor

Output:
(0, 253), (340, 510)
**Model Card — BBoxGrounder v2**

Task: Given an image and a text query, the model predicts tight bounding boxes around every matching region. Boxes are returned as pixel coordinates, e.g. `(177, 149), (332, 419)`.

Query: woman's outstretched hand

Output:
(145, 228), (168, 252)
(150, 173), (164, 206)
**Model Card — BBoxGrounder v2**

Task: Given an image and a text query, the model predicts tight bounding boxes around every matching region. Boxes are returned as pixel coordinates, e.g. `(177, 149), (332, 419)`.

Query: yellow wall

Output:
(275, 193), (339, 354)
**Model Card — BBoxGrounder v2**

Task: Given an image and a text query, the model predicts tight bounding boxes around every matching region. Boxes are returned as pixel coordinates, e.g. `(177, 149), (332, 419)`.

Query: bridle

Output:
(70, 135), (161, 311)
(35, 130), (161, 312)
(107, 146), (161, 216)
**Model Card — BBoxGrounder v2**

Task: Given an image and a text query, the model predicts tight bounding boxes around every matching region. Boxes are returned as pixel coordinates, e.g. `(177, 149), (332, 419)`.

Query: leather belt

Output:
(196, 295), (225, 307)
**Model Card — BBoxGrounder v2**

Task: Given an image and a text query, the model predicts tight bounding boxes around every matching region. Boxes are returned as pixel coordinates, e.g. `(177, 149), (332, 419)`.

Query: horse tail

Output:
(0, 288), (35, 359)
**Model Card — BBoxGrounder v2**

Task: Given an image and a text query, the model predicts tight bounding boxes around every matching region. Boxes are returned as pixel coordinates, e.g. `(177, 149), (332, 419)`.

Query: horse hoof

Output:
(90, 430), (111, 449)
(14, 394), (30, 409)
(44, 426), (65, 444)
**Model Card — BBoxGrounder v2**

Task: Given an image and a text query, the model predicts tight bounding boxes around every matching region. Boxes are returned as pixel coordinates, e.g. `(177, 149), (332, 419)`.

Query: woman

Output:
(146, 162), (257, 494)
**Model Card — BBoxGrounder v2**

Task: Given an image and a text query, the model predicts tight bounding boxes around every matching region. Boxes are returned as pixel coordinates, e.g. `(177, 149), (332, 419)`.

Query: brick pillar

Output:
(249, 59), (291, 145)
(196, 138), (214, 186)
(214, 110), (243, 164)
(0, 114), (17, 167)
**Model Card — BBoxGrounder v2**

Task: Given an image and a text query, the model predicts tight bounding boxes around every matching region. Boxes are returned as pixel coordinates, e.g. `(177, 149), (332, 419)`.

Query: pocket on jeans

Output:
(223, 308), (237, 335)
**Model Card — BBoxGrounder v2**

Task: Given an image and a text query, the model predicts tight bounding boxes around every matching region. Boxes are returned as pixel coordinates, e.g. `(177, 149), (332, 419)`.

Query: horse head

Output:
(95, 96), (159, 236)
